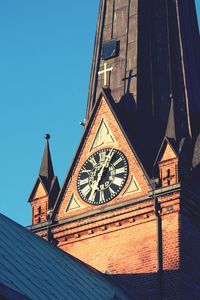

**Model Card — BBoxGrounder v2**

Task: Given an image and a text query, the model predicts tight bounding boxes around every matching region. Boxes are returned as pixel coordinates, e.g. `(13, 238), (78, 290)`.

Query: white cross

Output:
(98, 62), (113, 86)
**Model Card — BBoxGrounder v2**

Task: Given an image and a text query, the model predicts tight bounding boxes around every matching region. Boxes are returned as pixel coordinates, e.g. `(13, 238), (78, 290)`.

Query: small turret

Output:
(29, 134), (60, 225)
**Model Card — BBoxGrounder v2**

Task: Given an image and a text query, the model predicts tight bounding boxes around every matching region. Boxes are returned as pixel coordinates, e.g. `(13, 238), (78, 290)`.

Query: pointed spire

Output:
(165, 94), (176, 141)
(39, 134), (54, 182)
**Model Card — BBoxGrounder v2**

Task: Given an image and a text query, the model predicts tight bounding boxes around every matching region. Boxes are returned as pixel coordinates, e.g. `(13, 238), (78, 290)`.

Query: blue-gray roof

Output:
(0, 213), (134, 300)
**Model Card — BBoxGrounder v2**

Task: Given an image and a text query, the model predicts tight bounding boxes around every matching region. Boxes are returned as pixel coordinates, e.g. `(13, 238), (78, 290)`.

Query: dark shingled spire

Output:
(39, 134), (54, 182)
(165, 95), (176, 141)
(85, 0), (200, 175)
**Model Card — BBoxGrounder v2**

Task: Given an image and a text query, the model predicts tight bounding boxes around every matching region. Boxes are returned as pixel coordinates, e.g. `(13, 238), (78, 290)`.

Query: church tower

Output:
(29, 1), (200, 299)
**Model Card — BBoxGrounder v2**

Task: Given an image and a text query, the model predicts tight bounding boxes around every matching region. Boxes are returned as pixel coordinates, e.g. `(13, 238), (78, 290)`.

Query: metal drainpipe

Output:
(154, 197), (163, 300)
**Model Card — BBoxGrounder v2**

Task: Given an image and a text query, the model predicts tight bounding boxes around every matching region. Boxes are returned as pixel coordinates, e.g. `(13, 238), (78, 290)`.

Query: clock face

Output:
(77, 148), (128, 205)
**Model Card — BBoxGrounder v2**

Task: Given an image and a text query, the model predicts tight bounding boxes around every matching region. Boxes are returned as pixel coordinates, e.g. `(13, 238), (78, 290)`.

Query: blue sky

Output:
(0, 1), (199, 226)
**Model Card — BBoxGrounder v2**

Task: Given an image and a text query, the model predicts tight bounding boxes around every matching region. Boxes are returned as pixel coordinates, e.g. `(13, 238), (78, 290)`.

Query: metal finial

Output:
(45, 133), (50, 140)
(79, 119), (86, 127)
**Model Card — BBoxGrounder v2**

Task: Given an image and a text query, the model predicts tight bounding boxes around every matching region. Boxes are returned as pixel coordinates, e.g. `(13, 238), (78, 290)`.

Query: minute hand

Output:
(97, 148), (115, 184)
(102, 148), (115, 168)
(90, 149), (115, 199)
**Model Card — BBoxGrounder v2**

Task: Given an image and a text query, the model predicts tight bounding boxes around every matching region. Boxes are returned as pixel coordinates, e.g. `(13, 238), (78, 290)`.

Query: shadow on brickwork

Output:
(107, 271), (180, 300)
(107, 270), (200, 299)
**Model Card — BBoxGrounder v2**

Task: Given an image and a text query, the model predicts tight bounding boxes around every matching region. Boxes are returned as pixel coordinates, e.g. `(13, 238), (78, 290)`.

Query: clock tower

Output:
(28, 1), (200, 299)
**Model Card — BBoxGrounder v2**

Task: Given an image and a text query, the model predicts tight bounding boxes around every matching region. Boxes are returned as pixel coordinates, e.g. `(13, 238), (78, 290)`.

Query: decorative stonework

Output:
(90, 119), (115, 151)
(65, 193), (83, 212)
(122, 175), (140, 195)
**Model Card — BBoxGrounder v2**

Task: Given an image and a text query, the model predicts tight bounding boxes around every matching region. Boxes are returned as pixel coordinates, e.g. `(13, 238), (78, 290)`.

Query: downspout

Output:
(154, 195), (163, 299)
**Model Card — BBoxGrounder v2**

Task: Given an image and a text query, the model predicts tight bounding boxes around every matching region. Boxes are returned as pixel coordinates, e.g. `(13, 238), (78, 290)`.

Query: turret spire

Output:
(39, 134), (54, 183)
(29, 134), (60, 225)
(165, 95), (176, 141)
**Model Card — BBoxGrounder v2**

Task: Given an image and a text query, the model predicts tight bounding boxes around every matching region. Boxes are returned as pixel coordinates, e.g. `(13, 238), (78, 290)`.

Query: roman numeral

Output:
(81, 167), (90, 174)
(82, 185), (91, 197)
(112, 177), (123, 186)
(109, 187), (116, 196)
(115, 166), (126, 175)
(89, 156), (97, 166)
(99, 190), (105, 203)
(113, 157), (122, 166)
(99, 151), (106, 162)
(89, 187), (97, 201)
(79, 178), (89, 186)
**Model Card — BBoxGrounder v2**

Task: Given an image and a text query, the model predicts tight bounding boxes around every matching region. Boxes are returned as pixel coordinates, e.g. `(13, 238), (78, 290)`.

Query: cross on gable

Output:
(35, 206), (45, 223)
(163, 169), (175, 186)
(98, 62), (113, 87)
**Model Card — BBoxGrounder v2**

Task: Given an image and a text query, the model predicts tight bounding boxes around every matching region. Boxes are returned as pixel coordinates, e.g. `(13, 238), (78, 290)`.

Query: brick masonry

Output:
(29, 94), (190, 299)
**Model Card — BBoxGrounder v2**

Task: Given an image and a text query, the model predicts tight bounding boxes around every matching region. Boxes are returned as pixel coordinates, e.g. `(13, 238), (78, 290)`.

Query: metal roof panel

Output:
(0, 213), (133, 300)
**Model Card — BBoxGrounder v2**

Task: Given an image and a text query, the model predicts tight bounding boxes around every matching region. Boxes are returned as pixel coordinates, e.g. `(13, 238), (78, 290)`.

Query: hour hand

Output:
(89, 185), (97, 201)
(104, 148), (115, 167)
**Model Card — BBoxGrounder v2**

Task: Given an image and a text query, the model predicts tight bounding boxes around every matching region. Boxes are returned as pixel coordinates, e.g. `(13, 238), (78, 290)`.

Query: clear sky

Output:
(0, 1), (199, 226)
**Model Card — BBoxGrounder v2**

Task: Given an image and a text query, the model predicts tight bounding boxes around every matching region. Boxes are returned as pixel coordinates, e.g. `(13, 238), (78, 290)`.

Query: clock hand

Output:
(102, 148), (115, 168)
(89, 149), (115, 200)
(96, 149), (115, 186)
(90, 184), (98, 200)
(89, 166), (105, 199)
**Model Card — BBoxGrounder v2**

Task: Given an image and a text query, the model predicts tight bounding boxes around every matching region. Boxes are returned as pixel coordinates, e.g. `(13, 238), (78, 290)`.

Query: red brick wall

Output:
(61, 217), (157, 274)
(52, 192), (181, 298)
(30, 182), (48, 225)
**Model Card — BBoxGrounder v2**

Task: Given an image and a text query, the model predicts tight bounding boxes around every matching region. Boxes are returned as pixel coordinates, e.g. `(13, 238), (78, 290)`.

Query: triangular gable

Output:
(161, 143), (177, 161)
(154, 137), (178, 166)
(29, 177), (48, 202)
(53, 89), (151, 220)
(29, 179), (47, 201)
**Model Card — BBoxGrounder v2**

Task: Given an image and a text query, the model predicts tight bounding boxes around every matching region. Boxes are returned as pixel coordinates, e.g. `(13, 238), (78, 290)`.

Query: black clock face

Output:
(77, 148), (128, 205)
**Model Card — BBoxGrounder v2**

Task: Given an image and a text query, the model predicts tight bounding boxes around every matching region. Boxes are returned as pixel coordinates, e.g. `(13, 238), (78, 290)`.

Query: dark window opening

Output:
(167, 169), (171, 186)
(102, 39), (119, 60)
(38, 206), (41, 214)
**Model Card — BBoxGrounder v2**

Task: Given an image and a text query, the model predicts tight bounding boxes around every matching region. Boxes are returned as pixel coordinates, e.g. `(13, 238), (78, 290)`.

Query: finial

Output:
(45, 133), (50, 140)
(79, 119), (86, 127)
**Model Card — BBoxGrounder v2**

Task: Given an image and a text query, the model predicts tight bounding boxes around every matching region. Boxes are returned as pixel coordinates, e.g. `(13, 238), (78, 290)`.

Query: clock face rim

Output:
(77, 148), (128, 205)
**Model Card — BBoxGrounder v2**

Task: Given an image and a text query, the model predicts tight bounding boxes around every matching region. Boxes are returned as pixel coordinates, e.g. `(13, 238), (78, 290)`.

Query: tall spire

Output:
(85, 0), (200, 174)
(39, 134), (54, 182)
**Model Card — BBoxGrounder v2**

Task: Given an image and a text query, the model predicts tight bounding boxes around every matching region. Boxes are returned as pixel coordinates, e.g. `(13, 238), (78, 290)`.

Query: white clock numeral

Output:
(115, 166), (126, 175)
(112, 177), (123, 186)
(81, 167), (90, 174)
(82, 185), (91, 197)
(79, 178), (89, 186)
(113, 157), (122, 166)
(99, 190), (105, 202)
(99, 151), (106, 162)
(109, 187), (116, 196)
(89, 187), (96, 201)
(89, 156), (97, 166)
